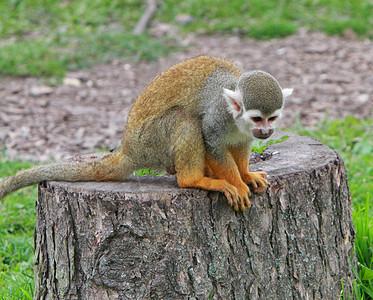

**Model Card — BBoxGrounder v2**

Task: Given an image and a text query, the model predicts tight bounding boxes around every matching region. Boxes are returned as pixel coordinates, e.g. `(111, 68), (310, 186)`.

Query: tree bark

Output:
(34, 132), (356, 299)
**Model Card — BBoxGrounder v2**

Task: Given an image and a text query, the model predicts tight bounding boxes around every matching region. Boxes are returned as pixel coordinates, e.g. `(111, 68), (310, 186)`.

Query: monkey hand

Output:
(241, 171), (268, 194)
(222, 182), (251, 212)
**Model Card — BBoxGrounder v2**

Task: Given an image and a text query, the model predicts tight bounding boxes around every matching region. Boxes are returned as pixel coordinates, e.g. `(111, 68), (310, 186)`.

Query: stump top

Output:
(46, 132), (338, 195)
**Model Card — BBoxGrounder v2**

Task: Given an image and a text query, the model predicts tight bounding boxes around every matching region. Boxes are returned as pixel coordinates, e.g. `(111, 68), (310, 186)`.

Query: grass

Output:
(133, 169), (165, 176)
(0, 0), (173, 79)
(0, 159), (36, 299)
(166, 0), (373, 38)
(291, 116), (372, 211)
(0, 0), (372, 78)
(353, 197), (373, 299)
(0, 116), (372, 298)
(252, 135), (289, 153)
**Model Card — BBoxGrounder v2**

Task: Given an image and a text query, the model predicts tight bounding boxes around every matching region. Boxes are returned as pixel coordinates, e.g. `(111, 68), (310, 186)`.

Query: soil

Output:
(0, 30), (372, 162)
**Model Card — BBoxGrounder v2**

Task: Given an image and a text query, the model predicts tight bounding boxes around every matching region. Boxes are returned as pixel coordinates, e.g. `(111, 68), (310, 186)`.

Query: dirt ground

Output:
(0, 30), (372, 162)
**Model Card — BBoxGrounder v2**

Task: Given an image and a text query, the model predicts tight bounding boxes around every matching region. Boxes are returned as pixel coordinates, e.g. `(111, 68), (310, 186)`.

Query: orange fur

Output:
(229, 146), (268, 193)
(177, 144), (268, 211)
(177, 169), (242, 211)
(205, 153), (251, 211)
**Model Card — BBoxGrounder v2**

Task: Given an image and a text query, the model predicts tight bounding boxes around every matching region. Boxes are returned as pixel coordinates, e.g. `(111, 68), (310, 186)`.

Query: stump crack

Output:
(66, 196), (84, 299)
(51, 225), (58, 294)
(205, 193), (219, 295)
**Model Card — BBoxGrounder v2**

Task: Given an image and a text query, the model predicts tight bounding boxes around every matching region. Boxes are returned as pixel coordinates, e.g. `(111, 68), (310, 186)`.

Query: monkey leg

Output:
(178, 171), (244, 211)
(172, 119), (246, 211)
(205, 153), (251, 211)
(229, 146), (269, 194)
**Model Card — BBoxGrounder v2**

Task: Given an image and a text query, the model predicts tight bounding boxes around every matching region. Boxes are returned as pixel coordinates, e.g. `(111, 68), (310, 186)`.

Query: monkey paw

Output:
(241, 171), (268, 194)
(222, 183), (251, 212)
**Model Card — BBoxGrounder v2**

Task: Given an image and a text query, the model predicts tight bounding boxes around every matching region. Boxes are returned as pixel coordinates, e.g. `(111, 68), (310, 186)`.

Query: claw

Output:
(239, 198), (246, 212)
(250, 179), (258, 190)
(236, 184), (251, 212)
(243, 193), (251, 208)
(221, 182), (253, 212)
(233, 201), (240, 212)
(247, 186), (252, 197)
(225, 193), (233, 207)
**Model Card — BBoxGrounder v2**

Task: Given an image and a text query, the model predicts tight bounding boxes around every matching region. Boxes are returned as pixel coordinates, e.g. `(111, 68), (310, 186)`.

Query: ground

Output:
(0, 31), (372, 162)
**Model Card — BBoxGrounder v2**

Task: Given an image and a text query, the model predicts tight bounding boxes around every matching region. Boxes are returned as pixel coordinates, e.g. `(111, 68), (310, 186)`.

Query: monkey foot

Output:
(222, 183), (251, 212)
(241, 171), (268, 194)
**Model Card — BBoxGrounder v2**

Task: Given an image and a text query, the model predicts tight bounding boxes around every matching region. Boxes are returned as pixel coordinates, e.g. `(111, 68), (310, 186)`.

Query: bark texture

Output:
(34, 132), (356, 299)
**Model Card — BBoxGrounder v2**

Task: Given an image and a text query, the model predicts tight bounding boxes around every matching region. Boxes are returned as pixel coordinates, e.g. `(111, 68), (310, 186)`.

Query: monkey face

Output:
(223, 85), (291, 139)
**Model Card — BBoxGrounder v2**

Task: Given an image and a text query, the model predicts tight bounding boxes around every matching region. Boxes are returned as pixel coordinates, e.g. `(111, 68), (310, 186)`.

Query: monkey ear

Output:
(282, 88), (293, 100)
(223, 88), (244, 118)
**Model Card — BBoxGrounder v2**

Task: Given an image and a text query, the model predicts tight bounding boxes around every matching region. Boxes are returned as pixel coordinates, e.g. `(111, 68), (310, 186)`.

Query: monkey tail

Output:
(0, 151), (133, 200)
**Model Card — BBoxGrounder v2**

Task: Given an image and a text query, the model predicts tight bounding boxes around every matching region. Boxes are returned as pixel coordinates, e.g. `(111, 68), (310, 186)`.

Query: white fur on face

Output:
(236, 108), (283, 136)
(223, 86), (291, 136)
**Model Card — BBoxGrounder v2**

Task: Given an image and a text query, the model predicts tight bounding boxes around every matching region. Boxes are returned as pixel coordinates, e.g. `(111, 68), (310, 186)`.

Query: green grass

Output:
(161, 0), (373, 38)
(0, 33), (173, 79)
(291, 116), (372, 211)
(133, 169), (165, 176)
(353, 197), (373, 299)
(289, 116), (373, 299)
(252, 135), (289, 153)
(0, 0), (173, 79)
(0, 158), (36, 300)
(0, 0), (372, 78)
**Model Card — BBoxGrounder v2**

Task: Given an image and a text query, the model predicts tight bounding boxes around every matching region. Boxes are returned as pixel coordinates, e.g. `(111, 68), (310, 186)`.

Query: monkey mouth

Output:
(254, 133), (273, 139)
(252, 128), (274, 140)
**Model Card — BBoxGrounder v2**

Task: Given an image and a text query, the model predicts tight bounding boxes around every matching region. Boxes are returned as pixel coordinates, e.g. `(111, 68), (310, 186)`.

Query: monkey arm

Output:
(204, 152), (251, 211)
(171, 116), (249, 212)
(229, 146), (268, 194)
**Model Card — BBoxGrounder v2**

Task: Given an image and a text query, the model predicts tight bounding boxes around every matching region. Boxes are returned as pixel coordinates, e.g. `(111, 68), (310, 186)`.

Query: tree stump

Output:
(34, 132), (356, 299)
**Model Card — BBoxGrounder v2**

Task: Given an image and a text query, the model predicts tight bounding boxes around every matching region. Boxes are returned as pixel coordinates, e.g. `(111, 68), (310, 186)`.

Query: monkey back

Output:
(125, 55), (242, 132)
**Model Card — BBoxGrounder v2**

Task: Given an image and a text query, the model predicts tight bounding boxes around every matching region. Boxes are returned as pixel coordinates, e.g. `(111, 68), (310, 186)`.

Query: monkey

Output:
(0, 56), (292, 211)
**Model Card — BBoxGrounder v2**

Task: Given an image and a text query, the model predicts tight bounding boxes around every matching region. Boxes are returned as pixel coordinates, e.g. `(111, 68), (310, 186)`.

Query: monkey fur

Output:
(0, 56), (292, 211)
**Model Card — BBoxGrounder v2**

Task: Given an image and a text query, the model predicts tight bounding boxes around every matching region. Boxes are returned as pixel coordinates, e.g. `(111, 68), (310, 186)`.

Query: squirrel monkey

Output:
(0, 56), (292, 211)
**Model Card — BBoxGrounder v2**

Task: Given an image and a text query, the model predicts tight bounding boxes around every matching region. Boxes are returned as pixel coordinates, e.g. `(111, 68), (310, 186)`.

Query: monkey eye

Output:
(268, 116), (278, 121)
(251, 117), (262, 122)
